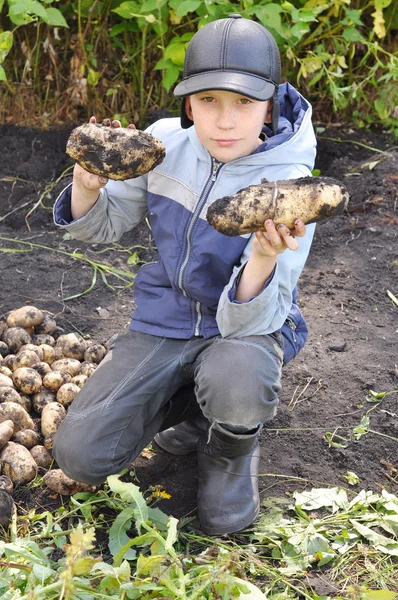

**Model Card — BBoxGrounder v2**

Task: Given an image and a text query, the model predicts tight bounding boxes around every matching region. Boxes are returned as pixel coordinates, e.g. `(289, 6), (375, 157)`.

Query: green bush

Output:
(0, 0), (397, 132)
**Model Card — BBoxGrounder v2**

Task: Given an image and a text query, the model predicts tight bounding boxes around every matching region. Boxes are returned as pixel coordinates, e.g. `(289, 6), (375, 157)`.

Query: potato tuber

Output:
(66, 123), (166, 181)
(206, 176), (350, 236)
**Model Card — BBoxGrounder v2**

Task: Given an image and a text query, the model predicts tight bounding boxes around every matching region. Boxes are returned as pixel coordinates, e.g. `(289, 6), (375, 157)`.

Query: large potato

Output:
(6, 306), (44, 329)
(20, 344), (44, 361)
(44, 469), (96, 495)
(12, 367), (42, 394)
(206, 176), (350, 235)
(0, 419), (14, 451)
(41, 402), (66, 436)
(56, 333), (86, 360)
(66, 123), (166, 180)
(0, 402), (35, 432)
(42, 371), (71, 391)
(32, 388), (56, 413)
(0, 387), (21, 404)
(51, 358), (81, 377)
(12, 429), (38, 449)
(30, 445), (52, 469)
(32, 361), (52, 378)
(0, 441), (38, 484)
(3, 328), (32, 354)
(0, 373), (14, 388)
(56, 383), (81, 407)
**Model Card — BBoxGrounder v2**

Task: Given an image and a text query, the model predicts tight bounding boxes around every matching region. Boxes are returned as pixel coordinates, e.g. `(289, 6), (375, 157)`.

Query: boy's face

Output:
(185, 90), (272, 163)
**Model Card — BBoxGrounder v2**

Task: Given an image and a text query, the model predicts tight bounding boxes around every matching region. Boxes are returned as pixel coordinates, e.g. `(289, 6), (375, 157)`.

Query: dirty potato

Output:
(0, 488), (15, 528)
(56, 383), (81, 407)
(0, 475), (13, 495)
(0, 387), (21, 404)
(56, 333), (86, 361)
(78, 362), (97, 378)
(30, 445), (53, 468)
(0, 341), (10, 358)
(51, 358), (81, 377)
(41, 402), (66, 436)
(12, 367), (42, 394)
(12, 429), (38, 449)
(0, 402), (35, 432)
(32, 388), (56, 413)
(31, 334), (55, 347)
(66, 123), (166, 180)
(6, 306), (44, 329)
(206, 176), (350, 235)
(39, 344), (55, 365)
(44, 469), (96, 495)
(0, 419), (14, 450)
(43, 371), (72, 391)
(0, 373), (14, 388)
(13, 349), (41, 371)
(84, 343), (106, 364)
(3, 328), (32, 354)
(0, 441), (38, 484)
(34, 313), (57, 335)
(71, 374), (88, 388)
(32, 361), (52, 378)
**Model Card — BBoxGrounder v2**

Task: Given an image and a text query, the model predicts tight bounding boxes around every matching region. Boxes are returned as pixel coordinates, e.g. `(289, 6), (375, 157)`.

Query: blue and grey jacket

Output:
(54, 83), (317, 363)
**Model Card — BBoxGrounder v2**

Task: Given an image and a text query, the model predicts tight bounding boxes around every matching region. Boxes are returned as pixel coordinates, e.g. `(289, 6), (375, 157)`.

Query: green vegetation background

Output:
(0, 0), (397, 130)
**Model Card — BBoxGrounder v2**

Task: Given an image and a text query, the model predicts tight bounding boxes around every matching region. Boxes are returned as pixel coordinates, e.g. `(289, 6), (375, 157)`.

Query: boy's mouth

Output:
(213, 139), (238, 147)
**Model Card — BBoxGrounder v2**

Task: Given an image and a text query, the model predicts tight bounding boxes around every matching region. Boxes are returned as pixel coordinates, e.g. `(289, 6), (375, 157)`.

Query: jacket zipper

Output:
(178, 158), (222, 336)
(285, 316), (297, 343)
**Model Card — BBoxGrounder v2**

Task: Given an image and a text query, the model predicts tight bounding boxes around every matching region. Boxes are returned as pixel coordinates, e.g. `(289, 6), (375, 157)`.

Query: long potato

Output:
(206, 176), (349, 236)
(66, 123), (166, 180)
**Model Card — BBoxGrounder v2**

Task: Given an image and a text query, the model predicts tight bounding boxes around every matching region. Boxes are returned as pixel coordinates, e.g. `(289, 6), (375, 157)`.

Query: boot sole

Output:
(199, 500), (260, 536)
(153, 434), (197, 456)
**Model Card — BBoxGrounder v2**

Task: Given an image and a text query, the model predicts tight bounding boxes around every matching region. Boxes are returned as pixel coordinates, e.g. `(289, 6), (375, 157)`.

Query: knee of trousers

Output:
(52, 417), (120, 486)
(196, 340), (282, 429)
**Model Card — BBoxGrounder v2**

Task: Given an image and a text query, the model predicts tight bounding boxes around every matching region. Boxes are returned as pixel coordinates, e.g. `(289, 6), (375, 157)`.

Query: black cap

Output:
(174, 15), (281, 131)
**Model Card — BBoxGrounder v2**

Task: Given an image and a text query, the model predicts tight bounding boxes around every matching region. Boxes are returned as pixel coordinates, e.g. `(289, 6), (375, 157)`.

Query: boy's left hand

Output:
(254, 219), (306, 257)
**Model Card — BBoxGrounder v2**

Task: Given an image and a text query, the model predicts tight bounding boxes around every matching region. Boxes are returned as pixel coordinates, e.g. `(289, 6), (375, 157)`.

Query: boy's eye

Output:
(238, 98), (252, 104)
(201, 96), (215, 102)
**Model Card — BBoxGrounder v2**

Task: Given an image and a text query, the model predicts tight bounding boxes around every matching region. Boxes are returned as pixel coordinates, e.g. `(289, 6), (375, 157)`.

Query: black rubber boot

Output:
(197, 426), (260, 535)
(154, 414), (208, 455)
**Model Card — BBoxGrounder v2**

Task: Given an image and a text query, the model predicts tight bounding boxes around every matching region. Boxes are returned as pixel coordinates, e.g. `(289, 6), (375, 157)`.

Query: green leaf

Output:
(108, 507), (137, 560)
(165, 516), (178, 550)
(350, 519), (398, 555)
(163, 64), (180, 92)
(165, 42), (185, 67)
(87, 67), (99, 87)
(0, 31), (13, 63)
(0, 65), (6, 80)
(290, 22), (310, 40)
(343, 471), (360, 485)
(294, 487), (348, 511)
(361, 592), (397, 600)
(45, 6), (68, 27)
(343, 8), (364, 26)
(176, 0), (202, 17)
(112, 1), (142, 19)
(342, 27), (364, 42)
(8, 0), (49, 24)
(107, 475), (149, 532)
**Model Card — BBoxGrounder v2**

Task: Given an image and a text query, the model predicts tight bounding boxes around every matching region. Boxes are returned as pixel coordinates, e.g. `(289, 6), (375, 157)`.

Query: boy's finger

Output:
(277, 225), (299, 250)
(111, 120), (121, 128)
(293, 219), (306, 237)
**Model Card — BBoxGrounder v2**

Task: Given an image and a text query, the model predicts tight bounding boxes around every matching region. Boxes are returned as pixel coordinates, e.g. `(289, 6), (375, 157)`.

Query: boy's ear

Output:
(265, 99), (273, 124)
(185, 97), (193, 121)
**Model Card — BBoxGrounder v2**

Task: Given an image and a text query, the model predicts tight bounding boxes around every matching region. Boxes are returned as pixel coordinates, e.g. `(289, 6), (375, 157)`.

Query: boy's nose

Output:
(216, 108), (235, 129)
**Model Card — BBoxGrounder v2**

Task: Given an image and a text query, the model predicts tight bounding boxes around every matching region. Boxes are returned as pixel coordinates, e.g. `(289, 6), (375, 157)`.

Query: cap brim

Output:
(174, 71), (275, 101)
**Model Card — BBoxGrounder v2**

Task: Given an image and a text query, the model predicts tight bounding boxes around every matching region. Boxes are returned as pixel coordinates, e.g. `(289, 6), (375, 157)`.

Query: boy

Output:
(53, 14), (316, 535)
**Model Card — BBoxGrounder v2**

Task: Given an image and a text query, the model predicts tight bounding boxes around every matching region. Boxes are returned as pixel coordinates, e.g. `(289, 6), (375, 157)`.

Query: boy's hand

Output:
(253, 219), (306, 258)
(73, 116), (137, 191)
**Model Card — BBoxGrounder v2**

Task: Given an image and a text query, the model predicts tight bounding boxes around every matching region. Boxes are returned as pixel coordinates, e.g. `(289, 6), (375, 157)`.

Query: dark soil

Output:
(0, 122), (397, 524)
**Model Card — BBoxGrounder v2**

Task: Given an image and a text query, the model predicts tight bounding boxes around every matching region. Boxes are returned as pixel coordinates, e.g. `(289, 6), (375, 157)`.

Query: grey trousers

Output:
(52, 330), (283, 485)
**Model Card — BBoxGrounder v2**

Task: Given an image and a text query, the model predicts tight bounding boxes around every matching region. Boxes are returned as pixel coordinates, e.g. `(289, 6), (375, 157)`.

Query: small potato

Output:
(56, 333), (86, 361)
(0, 441), (38, 484)
(30, 445), (53, 469)
(6, 306), (44, 329)
(32, 361), (52, 378)
(39, 344), (55, 365)
(34, 313), (57, 335)
(0, 419), (14, 451)
(44, 469), (96, 495)
(42, 371), (71, 392)
(12, 429), (38, 449)
(14, 393), (32, 413)
(41, 402), (66, 436)
(84, 343), (107, 365)
(13, 349), (41, 371)
(78, 362), (97, 378)
(0, 387), (22, 404)
(3, 328), (32, 354)
(0, 402), (35, 432)
(0, 341), (10, 358)
(56, 383), (81, 407)
(71, 374), (88, 388)
(12, 367), (42, 394)
(0, 475), (13, 495)
(0, 366), (13, 378)
(0, 488), (15, 528)
(31, 334), (55, 347)
(51, 358), (81, 377)
(0, 373), (14, 388)
(2, 355), (16, 370)
(32, 388), (56, 413)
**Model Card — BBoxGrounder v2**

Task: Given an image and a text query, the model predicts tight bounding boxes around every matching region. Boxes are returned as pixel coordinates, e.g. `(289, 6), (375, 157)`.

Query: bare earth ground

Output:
(0, 123), (397, 527)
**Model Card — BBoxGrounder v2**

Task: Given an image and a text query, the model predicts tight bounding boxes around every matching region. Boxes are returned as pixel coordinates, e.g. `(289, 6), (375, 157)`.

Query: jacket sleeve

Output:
(216, 166), (315, 338)
(53, 176), (149, 244)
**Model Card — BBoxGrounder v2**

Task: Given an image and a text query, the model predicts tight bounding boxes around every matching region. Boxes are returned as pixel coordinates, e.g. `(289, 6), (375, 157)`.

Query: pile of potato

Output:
(0, 305), (110, 526)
